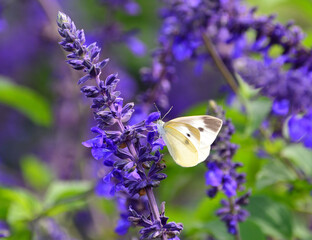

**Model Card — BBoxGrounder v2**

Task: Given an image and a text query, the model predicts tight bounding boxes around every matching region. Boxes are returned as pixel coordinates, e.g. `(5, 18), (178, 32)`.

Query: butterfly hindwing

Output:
(162, 124), (200, 167)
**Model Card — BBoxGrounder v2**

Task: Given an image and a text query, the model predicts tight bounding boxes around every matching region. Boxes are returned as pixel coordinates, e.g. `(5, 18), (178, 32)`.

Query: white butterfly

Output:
(157, 115), (223, 167)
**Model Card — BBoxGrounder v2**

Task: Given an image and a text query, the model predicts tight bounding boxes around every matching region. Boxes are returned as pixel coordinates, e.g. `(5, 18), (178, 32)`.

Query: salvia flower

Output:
(57, 12), (182, 239)
(206, 102), (249, 235)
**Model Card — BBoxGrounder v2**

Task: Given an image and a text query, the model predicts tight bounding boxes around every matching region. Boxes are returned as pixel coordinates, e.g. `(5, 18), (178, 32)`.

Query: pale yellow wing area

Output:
(167, 115), (222, 163)
(162, 124), (199, 167)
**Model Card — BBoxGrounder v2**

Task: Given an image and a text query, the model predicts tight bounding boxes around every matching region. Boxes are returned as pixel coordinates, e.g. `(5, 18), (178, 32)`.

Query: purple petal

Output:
(272, 99), (289, 115)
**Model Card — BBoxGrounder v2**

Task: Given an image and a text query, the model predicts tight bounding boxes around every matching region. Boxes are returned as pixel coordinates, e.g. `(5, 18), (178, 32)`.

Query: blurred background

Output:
(1, 0), (312, 239)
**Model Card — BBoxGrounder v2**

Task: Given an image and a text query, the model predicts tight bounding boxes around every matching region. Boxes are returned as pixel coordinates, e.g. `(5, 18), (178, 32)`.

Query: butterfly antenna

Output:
(162, 106), (173, 120)
(154, 103), (161, 119)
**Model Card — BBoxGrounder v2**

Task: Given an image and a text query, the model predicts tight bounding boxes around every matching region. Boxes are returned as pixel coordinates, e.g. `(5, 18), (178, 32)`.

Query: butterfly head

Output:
(156, 119), (165, 135)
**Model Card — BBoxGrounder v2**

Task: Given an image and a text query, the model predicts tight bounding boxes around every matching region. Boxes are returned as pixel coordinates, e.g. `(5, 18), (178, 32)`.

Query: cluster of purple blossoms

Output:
(57, 12), (182, 239)
(157, 0), (312, 148)
(129, 202), (183, 240)
(206, 103), (249, 235)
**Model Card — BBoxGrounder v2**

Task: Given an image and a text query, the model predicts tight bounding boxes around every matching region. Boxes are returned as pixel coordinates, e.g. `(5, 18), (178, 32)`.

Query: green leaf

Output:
(44, 200), (87, 216)
(237, 73), (260, 100)
(0, 76), (52, 127)
(293, 215), (312, 240)
(246, 195), (294, 240)
(236, 74), (272, 136)
(240, 220), (266, 240)
(281, 144), (312, 175)
(20, 155), (53, 190)
(5, 222), (32, 240)
(244, 97), (272, 136)
(0, 188), (42, 223)
(43, 181), (93, 216)
(204, 221), (232, 240)
(256, 159), (296, 189)
(232, 135), (263, 188)
(193, 193), (223, 222)
(223, 105), (247, 133)
(263, 139), (286, 156)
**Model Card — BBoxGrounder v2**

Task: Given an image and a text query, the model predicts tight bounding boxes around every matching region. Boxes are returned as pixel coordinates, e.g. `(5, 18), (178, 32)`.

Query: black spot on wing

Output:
(187, 133), (191, 137)
(202, 117), (221, 132)
(185, 139), (189, 144)
(198, 127), (204, 132)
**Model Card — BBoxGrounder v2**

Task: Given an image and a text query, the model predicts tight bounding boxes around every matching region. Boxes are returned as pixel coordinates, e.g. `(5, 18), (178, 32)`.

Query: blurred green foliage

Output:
(0, 76), (52, 127)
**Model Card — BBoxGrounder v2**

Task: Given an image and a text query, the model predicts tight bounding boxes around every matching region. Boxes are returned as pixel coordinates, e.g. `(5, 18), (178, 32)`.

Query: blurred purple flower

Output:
(0, 221), (10, 238)
(57, 12), (182, 239)
(87, 23), (146, 57)
(125, 35), (146, 56)
(237, 58), (312, 114)
(0, 1), (46, 76)
(205, 162), (223, 187)
(272, 99), (290, 116)
(288, 113), (312, 148)
(98, 0), (141, 15)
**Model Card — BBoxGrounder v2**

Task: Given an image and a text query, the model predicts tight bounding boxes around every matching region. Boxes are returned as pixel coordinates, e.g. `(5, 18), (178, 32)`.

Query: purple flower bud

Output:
(205, 162), (223, 187)
(106, 73), (117, 86)
(78, 74), (91, 85)
(80, 86), (100, 97)
(222, 175), (237, 198)
(146, 112), (161, 125)
(99, 58), (110, 68)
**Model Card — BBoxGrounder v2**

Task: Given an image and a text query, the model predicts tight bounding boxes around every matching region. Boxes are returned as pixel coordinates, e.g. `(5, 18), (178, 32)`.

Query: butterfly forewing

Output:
(164, 121), (200, 146)
(162, 124), (200, 167)
(169, 116), (222, 141)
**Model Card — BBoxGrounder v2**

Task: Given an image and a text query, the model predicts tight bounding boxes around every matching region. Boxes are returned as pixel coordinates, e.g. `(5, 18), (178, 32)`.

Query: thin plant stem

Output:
(202, 33), (239, 95)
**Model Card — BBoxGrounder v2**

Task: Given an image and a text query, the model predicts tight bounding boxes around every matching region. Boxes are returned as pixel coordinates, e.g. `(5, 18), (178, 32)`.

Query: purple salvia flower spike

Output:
(206, 101), (249, 236)
(57, 12), (182, 239)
